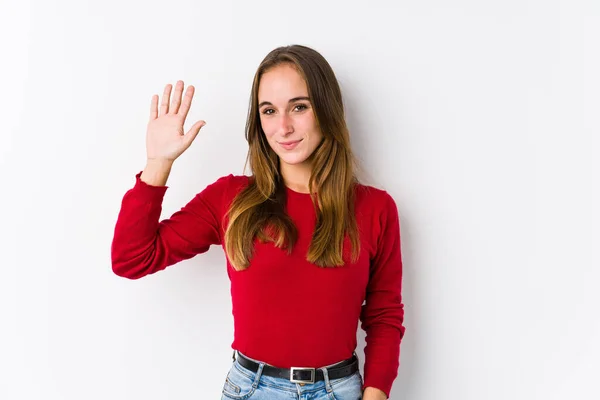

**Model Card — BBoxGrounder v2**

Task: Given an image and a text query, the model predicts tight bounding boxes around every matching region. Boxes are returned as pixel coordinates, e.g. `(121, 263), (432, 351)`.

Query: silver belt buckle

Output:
(290, 367), (316, 384)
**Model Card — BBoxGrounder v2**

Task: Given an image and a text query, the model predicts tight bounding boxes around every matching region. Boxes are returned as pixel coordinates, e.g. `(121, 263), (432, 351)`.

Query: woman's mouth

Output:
(279, 139), (302, 150)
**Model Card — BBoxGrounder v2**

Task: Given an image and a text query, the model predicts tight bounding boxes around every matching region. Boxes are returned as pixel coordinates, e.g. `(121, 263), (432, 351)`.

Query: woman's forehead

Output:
(258, 64), (308, 102)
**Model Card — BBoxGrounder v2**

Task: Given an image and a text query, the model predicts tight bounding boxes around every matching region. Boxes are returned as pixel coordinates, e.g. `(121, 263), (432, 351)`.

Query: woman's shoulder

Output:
(204, 173), (251, 196)
(211, 173), (251, 186)
(354, 181), (397, 209)
(353, 182), (400, 239)
(193, 174), (252, 216)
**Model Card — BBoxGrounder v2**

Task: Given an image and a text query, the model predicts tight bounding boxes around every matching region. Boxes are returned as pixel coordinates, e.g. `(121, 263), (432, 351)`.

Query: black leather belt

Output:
(234, 351), (359, 384)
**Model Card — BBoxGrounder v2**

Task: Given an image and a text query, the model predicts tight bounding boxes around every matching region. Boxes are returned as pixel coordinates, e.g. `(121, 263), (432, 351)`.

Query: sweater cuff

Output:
(362, 378), (392, 399)
(132, 171), (169, 199)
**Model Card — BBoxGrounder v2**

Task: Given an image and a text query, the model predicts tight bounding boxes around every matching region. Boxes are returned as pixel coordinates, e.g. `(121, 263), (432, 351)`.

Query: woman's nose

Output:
(278, 113), (293, 134)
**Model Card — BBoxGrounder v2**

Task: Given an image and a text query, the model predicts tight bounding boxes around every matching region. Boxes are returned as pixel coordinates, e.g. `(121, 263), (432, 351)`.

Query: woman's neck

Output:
(280, 162), (313, 194)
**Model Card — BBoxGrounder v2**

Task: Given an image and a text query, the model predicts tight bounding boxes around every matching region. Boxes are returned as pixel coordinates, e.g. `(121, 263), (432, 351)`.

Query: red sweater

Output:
(111, 172), (405, 397)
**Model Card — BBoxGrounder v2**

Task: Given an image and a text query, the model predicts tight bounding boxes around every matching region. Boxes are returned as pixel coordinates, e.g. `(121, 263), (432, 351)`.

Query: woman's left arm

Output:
(359, 192), (406, 399)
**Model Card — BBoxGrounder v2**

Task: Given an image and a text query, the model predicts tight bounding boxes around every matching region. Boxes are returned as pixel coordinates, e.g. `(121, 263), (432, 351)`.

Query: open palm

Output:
(146, 80), (205, 162)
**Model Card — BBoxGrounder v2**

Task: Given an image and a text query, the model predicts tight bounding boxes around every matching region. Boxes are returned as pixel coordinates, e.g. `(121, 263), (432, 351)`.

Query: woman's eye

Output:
(294, 104), (308, 112)
(262, 108), (274, 115)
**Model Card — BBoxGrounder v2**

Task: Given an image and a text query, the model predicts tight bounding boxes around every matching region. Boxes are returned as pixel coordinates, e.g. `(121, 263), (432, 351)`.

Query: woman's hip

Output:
(220, 350), (363, 400)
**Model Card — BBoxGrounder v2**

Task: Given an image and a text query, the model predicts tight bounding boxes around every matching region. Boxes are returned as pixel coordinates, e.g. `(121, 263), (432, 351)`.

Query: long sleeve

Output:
(111, 172), (233, 279)
(359, 192), (406, 398)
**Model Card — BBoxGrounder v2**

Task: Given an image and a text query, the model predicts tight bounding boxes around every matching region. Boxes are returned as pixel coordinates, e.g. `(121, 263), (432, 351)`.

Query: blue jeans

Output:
(221, 351), (364, 400)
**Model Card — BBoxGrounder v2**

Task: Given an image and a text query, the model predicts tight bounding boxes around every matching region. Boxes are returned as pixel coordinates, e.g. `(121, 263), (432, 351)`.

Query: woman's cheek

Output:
(260, 120), (276, 138)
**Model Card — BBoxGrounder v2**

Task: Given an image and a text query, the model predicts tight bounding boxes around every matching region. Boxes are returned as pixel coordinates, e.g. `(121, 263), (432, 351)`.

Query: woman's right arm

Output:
(111, 81), (216, 279)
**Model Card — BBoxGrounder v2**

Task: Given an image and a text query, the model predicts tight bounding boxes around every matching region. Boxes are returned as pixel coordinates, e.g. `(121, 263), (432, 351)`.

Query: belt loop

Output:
(253, 362), (265, 388)
(320, 366), (333, 393)
(232, 350), (236, 362)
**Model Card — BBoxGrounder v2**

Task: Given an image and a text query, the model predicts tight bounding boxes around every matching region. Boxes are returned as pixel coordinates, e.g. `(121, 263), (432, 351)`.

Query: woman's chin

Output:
(279, 154), (310, 166)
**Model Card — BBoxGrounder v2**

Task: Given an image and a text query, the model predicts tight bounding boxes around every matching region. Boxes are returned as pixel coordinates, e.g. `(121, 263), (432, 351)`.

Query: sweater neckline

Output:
(285, 185), (316, 198)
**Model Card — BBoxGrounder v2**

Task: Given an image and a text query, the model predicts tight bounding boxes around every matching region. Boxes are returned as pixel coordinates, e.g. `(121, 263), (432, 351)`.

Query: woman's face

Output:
(258, 63), (323, 169)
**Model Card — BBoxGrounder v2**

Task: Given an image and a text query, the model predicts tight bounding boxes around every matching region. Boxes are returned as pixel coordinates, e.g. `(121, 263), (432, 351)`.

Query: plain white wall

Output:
(1, 0), (598, 399)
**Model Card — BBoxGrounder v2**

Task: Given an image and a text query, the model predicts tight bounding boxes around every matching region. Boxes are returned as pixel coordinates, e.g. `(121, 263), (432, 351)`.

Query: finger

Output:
(149, 94), (158, 120)
(178, 85), (195, 119)
(160, 84), (172, 115)
(169, 80), (184, 115)
(183, 120), (206, 147)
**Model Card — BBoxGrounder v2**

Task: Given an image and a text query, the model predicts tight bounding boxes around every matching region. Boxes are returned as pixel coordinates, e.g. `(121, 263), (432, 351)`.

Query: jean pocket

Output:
(329, 371), (363, 400)
(221, 363), (257, 400)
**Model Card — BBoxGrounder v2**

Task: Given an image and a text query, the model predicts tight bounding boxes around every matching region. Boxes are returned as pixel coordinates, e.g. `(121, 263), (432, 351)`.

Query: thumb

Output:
(183, 120), (206, 147)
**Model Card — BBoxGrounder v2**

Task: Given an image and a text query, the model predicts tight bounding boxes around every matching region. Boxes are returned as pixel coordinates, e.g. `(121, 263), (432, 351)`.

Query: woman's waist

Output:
(232, 330), (357, 369)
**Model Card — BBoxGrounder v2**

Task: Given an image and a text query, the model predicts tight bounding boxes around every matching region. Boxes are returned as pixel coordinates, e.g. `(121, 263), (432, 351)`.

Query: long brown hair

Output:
(224, 44), (360, 271)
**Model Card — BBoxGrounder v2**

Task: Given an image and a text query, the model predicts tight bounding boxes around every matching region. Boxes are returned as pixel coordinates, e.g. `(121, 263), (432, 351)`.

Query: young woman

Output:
(112, 45), (405, 400)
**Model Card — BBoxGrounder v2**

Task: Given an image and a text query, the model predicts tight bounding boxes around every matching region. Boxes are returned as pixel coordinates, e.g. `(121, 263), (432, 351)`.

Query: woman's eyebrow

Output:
(288, 96), (310, 103)
(258, 96), (311, 108)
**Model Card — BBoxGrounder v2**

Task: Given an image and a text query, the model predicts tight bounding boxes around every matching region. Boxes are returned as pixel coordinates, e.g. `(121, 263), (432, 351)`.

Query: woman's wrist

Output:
(362, 386), (387, 400)
(140, 158), (174, 186)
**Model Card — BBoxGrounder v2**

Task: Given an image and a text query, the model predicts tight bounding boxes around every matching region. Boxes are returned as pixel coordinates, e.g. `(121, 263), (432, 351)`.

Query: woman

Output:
(112, 45), (405, 400)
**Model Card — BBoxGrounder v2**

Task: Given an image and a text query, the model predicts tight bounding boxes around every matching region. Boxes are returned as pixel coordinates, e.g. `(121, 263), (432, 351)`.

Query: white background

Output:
(1, 1), (598, 399)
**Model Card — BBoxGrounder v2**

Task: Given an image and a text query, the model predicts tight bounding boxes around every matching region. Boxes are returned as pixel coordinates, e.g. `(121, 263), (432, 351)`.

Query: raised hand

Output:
(146, 80), (206, 162)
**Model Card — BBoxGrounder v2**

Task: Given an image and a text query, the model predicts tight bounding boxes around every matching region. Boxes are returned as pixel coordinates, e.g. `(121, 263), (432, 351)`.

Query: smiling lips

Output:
(279, 139), (302, 150)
